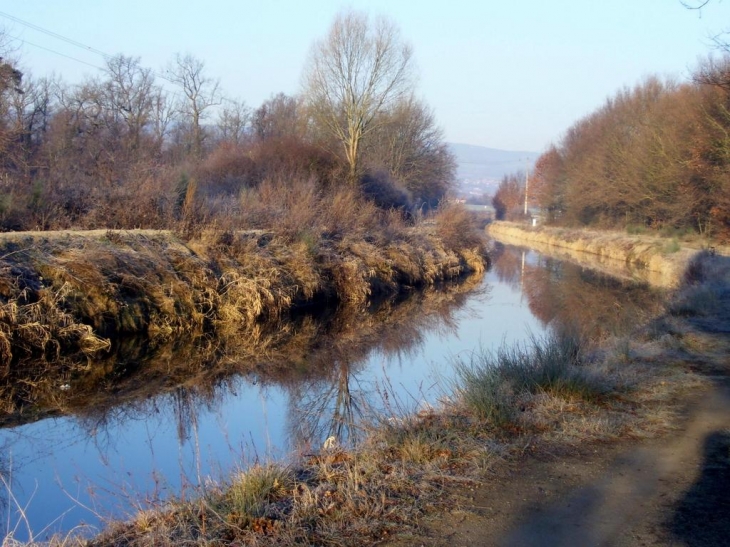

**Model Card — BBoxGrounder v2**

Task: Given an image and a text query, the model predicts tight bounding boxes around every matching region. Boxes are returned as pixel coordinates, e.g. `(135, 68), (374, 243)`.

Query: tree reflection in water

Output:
(0, 246), (671, 539)
(284, 280), (488, 451)
(0, 245), (665, 458)
(0, 273), (485, 454)
(490, 242), (665, 339)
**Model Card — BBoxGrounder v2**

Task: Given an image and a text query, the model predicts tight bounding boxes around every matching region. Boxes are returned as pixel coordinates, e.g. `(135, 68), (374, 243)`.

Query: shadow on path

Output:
(668, 430), (730, 547)
(495, 385), (730, 547)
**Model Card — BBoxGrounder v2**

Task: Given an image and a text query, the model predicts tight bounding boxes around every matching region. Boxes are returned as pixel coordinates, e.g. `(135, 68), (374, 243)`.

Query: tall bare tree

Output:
(303, 9), (414, 185)
(166, 53), (220, 158)
(103, 55), (156, 151)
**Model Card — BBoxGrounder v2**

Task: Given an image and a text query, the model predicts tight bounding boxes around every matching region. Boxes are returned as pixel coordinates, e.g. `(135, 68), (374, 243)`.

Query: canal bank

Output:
(486, 220), (712, 288)
(83, 236), (730, 546)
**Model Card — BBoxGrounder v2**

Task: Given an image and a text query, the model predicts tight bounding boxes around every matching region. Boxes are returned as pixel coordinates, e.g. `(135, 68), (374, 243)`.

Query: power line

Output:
(11, 36), (106, 71)
(2, 11), (240, 108)
(0, 10), (112, 60)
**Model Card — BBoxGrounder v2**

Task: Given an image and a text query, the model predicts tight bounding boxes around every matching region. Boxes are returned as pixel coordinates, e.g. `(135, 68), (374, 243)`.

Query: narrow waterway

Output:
(0, 244), (665, 542)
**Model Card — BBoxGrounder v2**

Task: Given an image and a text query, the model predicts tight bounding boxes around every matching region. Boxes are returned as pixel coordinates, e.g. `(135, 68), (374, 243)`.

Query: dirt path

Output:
(397, 379), (729, 547)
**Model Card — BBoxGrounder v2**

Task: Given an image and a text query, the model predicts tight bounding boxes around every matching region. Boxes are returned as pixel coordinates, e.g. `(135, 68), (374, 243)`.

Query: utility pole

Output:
(524, 158), (529, 217)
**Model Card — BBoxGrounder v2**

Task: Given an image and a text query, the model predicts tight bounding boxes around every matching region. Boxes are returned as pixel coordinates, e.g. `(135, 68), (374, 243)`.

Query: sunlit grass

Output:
(454, 330), (606, 426)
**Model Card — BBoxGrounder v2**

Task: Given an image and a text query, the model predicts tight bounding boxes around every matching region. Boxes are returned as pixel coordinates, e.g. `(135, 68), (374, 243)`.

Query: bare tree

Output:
(303, 9), (414, 185)
(150, 87), (175, 149)
(252, 93), (304, 141)
(216, 98), (249, 144)
(103, 55), (156, 151)
(166, 53), (220, 158)
(366, 96), (455, 207)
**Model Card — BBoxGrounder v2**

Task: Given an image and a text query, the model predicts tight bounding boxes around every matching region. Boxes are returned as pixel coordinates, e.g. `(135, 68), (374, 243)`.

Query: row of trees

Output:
(494, 54), (730, 239)
(0, 10), (455, 231)
(492, 171), (527, 222)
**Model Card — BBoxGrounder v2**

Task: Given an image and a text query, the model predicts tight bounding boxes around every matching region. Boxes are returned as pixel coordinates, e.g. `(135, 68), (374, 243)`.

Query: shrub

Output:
(662, 238), (681, 254)
(433, 203), (485, 252)
(224, 465), (292, 523)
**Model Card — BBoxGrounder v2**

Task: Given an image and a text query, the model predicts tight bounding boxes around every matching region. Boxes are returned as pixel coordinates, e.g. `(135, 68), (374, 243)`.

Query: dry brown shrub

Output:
(434, 202), (486, 252)
(196, 142), (259, 195)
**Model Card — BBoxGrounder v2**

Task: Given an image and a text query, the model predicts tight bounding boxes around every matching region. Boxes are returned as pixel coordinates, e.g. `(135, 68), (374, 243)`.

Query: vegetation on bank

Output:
(13, 243), (722, 546)
(0, 248), (486, 432)
(0, 10), (453, 234)
(486, 221), (705, 288)
(0, 197), (487, 368)
(493, 54), (730, 241)
(0, 6), (480, 369)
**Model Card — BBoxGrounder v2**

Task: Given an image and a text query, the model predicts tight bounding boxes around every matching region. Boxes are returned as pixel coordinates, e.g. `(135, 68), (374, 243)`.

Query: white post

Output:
(524, 160), (529, 217)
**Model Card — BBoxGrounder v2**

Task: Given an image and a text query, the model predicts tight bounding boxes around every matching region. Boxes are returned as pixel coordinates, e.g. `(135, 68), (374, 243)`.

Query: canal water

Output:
(0, 244), (665, 541)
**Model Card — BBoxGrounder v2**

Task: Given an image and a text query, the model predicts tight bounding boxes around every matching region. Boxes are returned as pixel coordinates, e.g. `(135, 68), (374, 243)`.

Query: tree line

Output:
(0, 10), (455, 232)
(494, 55), (730, 240)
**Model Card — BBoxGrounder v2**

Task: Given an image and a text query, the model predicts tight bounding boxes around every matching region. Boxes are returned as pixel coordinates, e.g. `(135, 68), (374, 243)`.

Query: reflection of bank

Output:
(0, 271), (484, 539)
(488, 222), (695, 288)
(490, 243), (665, 339)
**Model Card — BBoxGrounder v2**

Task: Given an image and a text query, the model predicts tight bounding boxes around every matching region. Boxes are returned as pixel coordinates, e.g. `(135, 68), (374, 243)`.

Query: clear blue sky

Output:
(1, 0), (727, 152)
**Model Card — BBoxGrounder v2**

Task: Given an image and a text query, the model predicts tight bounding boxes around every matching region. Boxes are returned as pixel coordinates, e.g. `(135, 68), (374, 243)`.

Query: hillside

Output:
(448, 142), (539, 197)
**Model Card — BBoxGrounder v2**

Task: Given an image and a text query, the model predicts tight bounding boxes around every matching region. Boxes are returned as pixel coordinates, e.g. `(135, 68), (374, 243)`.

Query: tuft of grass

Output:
(662, 238), (681, 254)
(224, 465), (292, 524)
(626, 224), (647, 235)
(454, 331), (605, 426)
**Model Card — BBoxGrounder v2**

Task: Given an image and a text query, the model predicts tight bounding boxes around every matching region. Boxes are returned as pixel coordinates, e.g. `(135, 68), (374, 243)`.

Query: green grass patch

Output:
(662, 238), (681, 254)
(223, 465), (293, 523)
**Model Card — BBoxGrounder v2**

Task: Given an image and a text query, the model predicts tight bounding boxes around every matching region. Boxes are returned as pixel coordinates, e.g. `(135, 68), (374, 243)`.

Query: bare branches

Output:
(694, 55), (730, 90)
(303, 10), (414, 184)
(681, 0), (712, 9)
(166, 53), (221, 158)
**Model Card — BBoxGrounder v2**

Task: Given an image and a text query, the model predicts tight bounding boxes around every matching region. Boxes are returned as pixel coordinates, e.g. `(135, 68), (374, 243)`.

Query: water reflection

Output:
(0, 273), (487, 539)
(490, 243), (665, 338)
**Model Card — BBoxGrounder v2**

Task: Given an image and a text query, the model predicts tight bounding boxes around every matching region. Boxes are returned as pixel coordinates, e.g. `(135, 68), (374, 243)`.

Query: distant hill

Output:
(448, 143), (539, 197)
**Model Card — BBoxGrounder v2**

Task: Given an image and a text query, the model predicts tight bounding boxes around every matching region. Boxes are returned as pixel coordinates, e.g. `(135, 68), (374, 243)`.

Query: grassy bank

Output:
(485, 221), (715, 287)
(22, 238), (726, 545)
(0, 203), (487, 370)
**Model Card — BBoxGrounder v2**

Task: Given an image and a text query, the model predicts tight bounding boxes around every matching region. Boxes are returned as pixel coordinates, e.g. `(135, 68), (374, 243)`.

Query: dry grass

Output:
(487, 221), (701, 288)
(0, 249), (485, 431)
(453, 330), (605, 427)
(0, 197), (489, 370)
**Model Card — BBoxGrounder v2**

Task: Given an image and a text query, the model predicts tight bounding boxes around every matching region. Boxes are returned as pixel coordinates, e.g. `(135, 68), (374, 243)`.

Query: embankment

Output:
(0, 225), (488, 368)
(486, 221), (704, 287)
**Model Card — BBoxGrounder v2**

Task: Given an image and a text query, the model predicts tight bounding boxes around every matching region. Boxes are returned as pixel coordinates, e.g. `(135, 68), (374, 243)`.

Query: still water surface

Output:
(0, 245), (664, 541)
